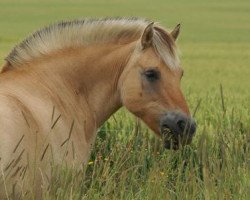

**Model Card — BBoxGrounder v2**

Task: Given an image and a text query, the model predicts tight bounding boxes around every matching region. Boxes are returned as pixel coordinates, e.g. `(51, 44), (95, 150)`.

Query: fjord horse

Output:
(0, 18), (196, 198)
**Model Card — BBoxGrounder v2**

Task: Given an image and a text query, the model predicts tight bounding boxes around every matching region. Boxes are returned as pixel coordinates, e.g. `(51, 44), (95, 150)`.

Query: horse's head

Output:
(119, 22), (196, 150)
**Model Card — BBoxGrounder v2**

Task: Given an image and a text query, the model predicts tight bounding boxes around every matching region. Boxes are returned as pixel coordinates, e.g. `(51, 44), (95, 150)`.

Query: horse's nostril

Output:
(177, 119), (186, 132)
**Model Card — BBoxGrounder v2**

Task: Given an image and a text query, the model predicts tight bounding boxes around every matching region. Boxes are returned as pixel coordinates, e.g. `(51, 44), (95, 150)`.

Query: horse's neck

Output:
(41, 43), (135, 127)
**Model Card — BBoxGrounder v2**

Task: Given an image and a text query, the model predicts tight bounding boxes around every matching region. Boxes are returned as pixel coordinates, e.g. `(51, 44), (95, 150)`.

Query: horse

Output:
(0, 17), (196, 199)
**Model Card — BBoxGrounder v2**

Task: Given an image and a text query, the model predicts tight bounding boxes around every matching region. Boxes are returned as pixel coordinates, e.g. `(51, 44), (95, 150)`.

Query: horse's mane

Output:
(5, 17), (179, 68)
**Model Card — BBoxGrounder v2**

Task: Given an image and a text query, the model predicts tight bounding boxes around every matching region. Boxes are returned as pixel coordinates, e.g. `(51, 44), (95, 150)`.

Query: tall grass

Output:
(40, 85), (249, 199)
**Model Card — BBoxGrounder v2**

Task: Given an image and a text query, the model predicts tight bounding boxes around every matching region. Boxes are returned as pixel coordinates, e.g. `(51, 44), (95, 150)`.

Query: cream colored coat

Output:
(0, 18), (186, 199)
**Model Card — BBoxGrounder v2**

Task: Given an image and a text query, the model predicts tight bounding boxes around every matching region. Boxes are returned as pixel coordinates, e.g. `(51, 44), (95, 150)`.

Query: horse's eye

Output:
(144, 69), (160, 82)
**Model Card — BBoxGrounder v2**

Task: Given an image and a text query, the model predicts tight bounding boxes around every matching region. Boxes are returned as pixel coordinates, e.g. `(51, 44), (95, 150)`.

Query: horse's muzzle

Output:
(160, 111), (196, 150)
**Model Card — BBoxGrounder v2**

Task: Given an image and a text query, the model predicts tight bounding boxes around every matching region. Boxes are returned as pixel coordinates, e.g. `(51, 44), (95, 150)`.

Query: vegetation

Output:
(0, 0), (249, 199)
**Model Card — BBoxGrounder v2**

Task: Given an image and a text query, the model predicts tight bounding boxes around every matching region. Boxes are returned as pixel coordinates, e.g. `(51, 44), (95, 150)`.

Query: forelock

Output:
(152, 26), (180, 69)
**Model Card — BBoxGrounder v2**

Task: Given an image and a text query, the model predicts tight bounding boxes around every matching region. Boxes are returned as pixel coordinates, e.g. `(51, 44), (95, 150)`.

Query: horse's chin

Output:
(161, 129), (193, 150)
(164, 139), (180, 150)
(163, 137), (193, 150)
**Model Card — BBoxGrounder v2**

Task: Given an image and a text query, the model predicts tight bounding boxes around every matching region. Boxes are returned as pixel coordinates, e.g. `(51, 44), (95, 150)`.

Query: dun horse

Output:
(0, 17), (196, 198)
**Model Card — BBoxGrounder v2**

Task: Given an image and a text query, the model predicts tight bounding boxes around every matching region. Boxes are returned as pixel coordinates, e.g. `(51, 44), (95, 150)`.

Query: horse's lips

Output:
(161, 127), (179, 150)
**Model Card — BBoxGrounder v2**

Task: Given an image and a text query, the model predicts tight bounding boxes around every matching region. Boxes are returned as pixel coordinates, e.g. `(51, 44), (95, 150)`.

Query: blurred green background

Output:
(1, 0), (250, 99)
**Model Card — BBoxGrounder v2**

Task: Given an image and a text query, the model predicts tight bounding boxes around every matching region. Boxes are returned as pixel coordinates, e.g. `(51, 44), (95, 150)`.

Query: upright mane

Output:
(5, 17), (179, 68)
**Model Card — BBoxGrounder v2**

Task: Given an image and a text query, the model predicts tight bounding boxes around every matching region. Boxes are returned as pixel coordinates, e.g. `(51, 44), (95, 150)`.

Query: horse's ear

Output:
(141, 22), (154, 49)
(170, 24), (181, 41)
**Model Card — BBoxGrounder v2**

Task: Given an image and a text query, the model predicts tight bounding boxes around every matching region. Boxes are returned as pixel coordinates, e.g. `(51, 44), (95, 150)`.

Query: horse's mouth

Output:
(161, 126), (192, 150)
(159, 111), (197, 150)
(161, 127), (177, 150)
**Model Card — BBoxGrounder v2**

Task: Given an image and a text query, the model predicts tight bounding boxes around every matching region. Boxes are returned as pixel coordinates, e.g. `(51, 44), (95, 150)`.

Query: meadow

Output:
(0, 0), (250, 199)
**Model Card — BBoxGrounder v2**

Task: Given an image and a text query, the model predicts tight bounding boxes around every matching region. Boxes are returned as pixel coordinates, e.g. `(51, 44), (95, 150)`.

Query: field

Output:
(0, 0), (250, 199)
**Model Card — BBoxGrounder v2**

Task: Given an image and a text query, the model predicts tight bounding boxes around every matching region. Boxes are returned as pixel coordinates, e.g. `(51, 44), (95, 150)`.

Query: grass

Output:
(0, 0), (250, 199)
